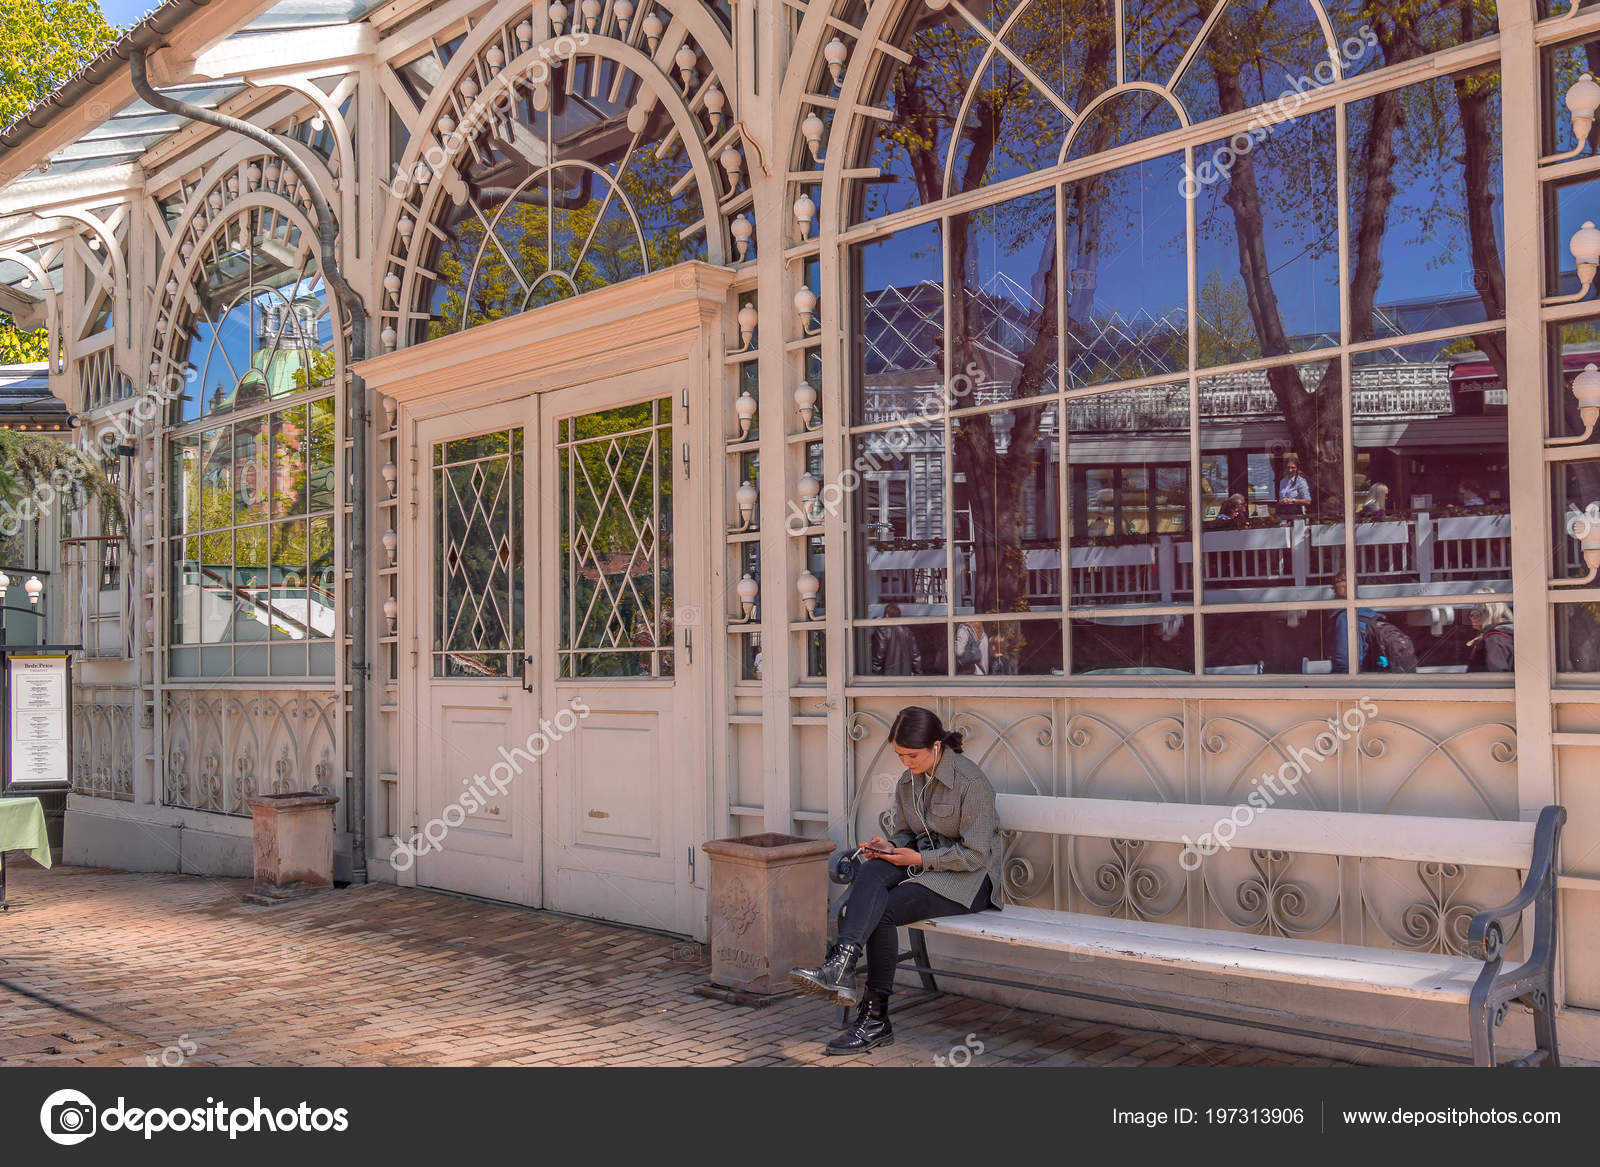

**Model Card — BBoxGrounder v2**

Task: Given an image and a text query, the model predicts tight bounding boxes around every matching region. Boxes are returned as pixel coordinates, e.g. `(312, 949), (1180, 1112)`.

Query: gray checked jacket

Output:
(885, 747), (1004, 910)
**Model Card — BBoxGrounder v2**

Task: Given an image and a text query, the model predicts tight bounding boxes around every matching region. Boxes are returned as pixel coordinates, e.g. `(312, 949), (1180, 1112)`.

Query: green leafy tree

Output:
(0, 0), (119, 358)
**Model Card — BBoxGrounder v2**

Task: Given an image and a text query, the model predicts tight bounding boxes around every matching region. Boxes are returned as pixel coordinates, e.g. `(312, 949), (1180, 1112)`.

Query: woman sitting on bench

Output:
(788, 705), (1003, 1055)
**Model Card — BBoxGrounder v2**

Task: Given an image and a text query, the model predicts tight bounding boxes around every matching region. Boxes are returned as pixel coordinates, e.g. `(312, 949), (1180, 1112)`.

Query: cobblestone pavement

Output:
(0, 864), (1347, 1067)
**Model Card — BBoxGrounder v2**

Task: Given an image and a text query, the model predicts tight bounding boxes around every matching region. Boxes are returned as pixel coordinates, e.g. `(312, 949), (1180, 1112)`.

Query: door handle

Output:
(522, 653), (533, 693)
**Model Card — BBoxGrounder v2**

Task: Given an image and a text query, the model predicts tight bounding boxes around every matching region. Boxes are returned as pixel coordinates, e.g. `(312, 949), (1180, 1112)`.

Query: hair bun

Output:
(941, 730), (965, 754)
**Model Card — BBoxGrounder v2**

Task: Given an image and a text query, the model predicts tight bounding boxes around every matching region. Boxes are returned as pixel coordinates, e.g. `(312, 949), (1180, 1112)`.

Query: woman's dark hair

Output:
(889, 705), (963, 753)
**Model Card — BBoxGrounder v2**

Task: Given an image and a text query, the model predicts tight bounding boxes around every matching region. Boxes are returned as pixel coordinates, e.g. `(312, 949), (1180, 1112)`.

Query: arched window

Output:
(840, 0), (1508, 680)
(422, 58), (707, 338)
(381, 8), (739, 351)
(163, 202), (339, 679)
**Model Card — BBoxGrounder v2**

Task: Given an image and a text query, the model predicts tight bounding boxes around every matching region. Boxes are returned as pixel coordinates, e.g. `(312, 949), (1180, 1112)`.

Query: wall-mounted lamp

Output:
(734, 389), (757, 439)
(1555, 503), (1600, 586)
(801, 111), (825, 163)
(797, 472), (822, 525)
(734, 479), (758, 532)
(731, 214), (753, 262)
(797, 568), (822, 620)
(793, 193), (815, 238)
(795, 381), (820, 430)
(736, 302), (758, 351)
(1545, 72), (1600, 164)
(824, 36), (848, 88)
(1550, 363), (1600, 446)
(732, 573), (759, 623)
(1548, 221), (1600, 303)
(794, 286), (818, 335)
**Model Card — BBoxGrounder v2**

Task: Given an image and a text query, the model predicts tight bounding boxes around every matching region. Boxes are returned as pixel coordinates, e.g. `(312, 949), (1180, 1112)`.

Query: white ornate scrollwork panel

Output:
(163, 689), (340, 819)
(72, 687), (136, 801)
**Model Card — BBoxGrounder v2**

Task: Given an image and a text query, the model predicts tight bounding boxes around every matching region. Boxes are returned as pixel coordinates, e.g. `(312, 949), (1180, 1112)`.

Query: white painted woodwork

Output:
(995, 794), (1539, 870)
(916, 905), (1486, 1002)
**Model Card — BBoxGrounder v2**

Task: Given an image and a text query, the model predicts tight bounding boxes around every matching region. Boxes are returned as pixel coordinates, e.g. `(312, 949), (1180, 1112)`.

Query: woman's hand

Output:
(861, 835), (893, 859)
(877, 847), (924, 867)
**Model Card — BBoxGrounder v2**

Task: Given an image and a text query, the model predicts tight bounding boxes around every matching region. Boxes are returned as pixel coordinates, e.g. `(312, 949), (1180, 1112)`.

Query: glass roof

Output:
(1, 0), (385, 306)
(242, 0), (387, 33)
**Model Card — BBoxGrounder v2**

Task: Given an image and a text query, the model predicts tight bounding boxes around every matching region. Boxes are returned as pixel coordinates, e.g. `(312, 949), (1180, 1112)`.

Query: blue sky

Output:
(99, 0), (160, 30)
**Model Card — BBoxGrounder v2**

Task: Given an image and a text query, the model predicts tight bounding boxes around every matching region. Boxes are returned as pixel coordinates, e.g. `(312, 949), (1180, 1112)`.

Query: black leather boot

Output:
(825, 990), (893, 1055)
(787, 941), (863, 1005)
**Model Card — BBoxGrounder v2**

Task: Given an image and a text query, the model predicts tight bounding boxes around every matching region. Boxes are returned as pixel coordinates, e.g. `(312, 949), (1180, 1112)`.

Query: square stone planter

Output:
(699, 833), (835, 1000)
(244, 792), (340, 905)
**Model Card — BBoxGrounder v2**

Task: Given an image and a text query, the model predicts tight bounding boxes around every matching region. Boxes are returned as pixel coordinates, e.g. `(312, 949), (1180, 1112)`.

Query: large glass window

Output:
(847, 5), (1509, 680)
(165, 214), (337, 678)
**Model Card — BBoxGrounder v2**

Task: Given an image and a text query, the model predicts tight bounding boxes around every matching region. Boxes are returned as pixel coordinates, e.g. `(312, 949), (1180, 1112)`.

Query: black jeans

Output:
(836, 862), (993, 995)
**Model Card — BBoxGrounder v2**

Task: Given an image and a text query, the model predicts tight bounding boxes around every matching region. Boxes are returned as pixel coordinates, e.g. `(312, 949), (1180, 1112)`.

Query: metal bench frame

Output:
(830, 804), (1566, 1067)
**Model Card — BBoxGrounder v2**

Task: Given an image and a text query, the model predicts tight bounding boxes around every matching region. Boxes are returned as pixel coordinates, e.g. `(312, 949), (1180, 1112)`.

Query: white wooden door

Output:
(411, 400), (541, 905)
(540, 365), (705, 938)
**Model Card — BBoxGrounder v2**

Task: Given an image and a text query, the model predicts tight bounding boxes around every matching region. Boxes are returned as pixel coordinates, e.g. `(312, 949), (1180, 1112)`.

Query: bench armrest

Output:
(1466, 805), (1565, 963)
(830, 851), (860, 886)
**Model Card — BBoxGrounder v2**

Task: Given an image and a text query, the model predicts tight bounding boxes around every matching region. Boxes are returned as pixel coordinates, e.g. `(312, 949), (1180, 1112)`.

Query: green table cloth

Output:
(0, 796), (52, 867)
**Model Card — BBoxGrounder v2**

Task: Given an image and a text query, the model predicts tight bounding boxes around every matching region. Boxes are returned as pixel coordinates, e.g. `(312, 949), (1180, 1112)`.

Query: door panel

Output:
(542, 366), (703, 937)
(412, 402), (539, 906)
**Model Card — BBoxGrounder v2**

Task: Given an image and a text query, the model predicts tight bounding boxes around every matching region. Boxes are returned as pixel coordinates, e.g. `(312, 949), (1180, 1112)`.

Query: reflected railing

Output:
(863, 511), (1512, 611)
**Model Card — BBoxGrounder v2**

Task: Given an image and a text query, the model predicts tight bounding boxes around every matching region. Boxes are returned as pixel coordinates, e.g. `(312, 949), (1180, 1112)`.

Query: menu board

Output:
(7, 654), (70, 788)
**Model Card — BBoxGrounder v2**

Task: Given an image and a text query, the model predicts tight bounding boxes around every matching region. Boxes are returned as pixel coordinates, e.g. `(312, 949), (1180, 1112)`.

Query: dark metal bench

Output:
(830, 798), (1566, 1067)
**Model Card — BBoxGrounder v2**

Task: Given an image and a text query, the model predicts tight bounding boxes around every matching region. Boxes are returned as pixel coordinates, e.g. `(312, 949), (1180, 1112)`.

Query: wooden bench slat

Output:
(995, 794), (1535, 869)
(913, 905), (1483, 1002)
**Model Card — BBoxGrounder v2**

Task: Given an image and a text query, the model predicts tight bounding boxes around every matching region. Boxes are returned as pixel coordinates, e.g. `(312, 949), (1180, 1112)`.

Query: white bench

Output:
(836, 795), (1564, 1066)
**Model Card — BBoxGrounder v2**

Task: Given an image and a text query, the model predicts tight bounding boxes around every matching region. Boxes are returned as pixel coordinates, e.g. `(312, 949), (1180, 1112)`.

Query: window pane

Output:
(1203, 610), (1344, 676)
(1071, 614), (1193, 674)
(271, 404), (308, 518)
(235, 415), (269, 525)
(953, 404), (1060, 614)
(1068, 384), (1191, 608)
(308, 396), (335, 513)
(436, 428), (524, 677)
(857, 623), (946, 677)
(1351, 605), (1509, 677)
(1195, 108), (1339, 366)
(558, 405), (669, 679)
(1346, 69), (1504, 341)
(953, 190), (1058, 403)
(1066, 153), (1188, 387)
(1556, 602), (1600, 672)
(955, 618), (1062, 675)
(853, 225), (945, 426)
(1199, 360), (1343, 603)
(1550, 317), (1600, 443)
(854, 424), (946, 617)
(1351, 333), (1510, 600)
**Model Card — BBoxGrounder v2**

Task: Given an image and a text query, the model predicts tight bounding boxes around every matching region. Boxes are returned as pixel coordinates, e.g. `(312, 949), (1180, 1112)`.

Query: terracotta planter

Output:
(700, 833), (835, 996)
(245, 792), (340, 904)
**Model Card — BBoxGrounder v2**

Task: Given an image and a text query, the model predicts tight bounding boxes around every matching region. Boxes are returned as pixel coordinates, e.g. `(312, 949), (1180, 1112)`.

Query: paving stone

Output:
(0, 866), (1341, 1068)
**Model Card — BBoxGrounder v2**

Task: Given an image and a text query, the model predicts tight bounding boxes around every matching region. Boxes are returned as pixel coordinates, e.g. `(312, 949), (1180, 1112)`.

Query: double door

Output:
(410, 363), (704, 938)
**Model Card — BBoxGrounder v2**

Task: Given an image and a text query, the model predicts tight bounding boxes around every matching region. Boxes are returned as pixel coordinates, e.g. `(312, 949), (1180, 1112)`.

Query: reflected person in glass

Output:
(1466, 595), (1515, 673)
(1276, 454), (1311, 518)
(1328, 572), (1380, 674)
(870, 603), (921, 675)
